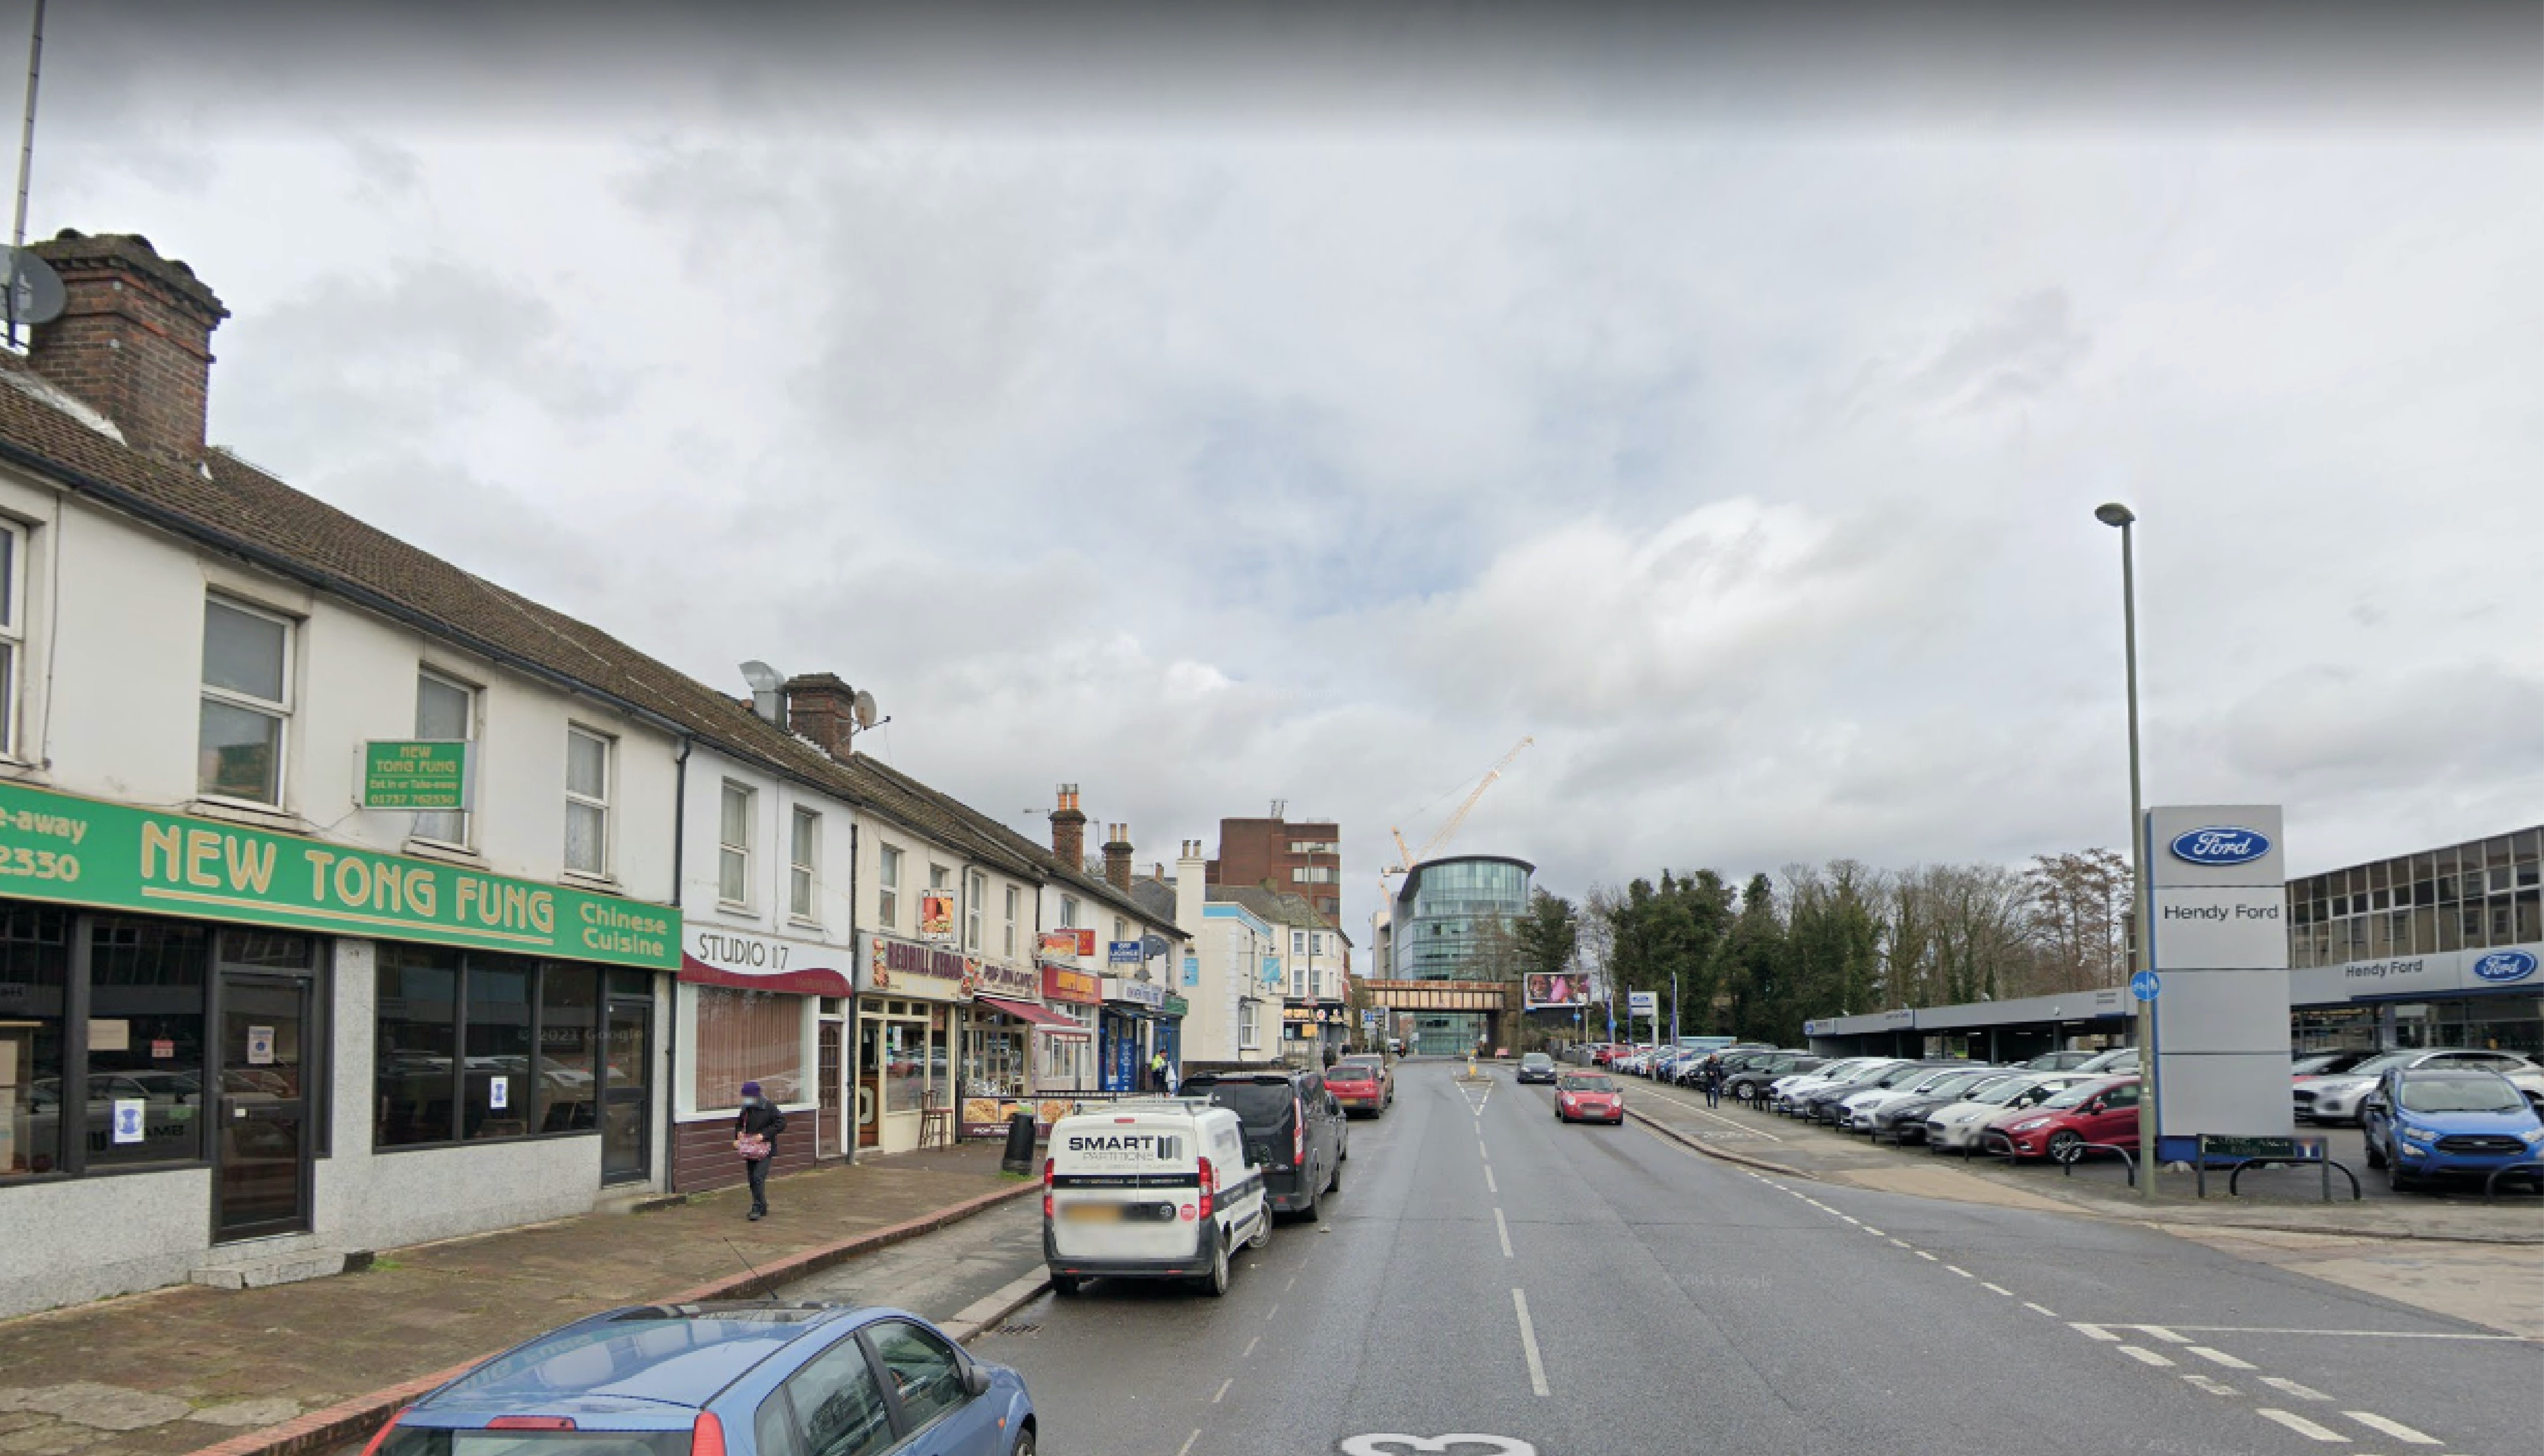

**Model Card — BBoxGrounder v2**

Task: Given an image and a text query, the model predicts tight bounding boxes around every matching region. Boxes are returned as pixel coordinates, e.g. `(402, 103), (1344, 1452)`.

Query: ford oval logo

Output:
(2167, 826), (2272, 866)
(2471, 949), (2539, 985)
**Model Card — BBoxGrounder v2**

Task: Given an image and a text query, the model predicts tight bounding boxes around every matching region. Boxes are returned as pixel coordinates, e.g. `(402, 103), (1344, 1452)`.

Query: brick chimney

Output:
(27, 230), (228, 463)
(1102, 823), (1133, 892)
(1050, 785), (1086, 866)
(782, 673), (857, 757)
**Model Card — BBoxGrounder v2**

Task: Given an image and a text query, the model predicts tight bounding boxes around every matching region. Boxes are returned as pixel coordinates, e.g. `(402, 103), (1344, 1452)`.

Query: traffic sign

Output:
(2130, 969), (2160, 1002)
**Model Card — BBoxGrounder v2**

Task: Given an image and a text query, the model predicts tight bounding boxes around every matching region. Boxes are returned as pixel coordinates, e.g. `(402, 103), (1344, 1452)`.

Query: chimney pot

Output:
(1101, 823), (1134, 892)
(27, 230), (228, 463)
(1050, 783), (1087, 865)
(780, 672), (858, 757)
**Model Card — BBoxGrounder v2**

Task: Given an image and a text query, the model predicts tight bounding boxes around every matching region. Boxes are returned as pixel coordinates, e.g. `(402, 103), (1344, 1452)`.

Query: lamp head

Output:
(2094, 502), (2136, 528)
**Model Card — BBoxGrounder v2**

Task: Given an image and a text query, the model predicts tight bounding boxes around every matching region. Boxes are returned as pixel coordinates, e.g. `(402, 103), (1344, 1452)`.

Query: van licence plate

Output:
(1060, 1201), (1123, 1222)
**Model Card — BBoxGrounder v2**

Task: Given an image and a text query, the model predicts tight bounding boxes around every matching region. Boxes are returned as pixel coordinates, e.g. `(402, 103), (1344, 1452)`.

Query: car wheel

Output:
(1011, 1426), (1035, 1456)
(1329, 1155), (1343, 1195)
(1049, 1274), (1081, 1298)
(1301, 1176), (1322, 1223)
(2363, 1137), (2386, 1171)
(1198, 1229), (1231, 1297)
(2047, 1129), (2086, 1164)
(2386, 1158), (2411, 1193)
(1250, 1213), (1274, 1249)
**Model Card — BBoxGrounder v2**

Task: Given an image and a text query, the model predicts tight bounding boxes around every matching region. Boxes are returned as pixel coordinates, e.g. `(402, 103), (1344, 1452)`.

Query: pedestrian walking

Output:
(1701, 1057), (1725, 1109)
(734, 1081), (786, 1221)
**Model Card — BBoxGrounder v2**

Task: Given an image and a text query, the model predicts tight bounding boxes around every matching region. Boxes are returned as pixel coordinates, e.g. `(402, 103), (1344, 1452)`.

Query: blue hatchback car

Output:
(362, 1302), (1034, 1456)
(2361, 1067), (2544, 1192)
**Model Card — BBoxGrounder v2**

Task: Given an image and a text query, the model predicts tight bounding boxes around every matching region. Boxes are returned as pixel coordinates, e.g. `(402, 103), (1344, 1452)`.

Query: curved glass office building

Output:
(1389, 855), (1534, 1055)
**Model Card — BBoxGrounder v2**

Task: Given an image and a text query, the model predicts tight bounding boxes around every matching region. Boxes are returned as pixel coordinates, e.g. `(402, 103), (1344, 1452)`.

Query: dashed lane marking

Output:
(1494, 1207), (1515, 1258)
(1265, 1303), (1280, 1320)
(1915, 1251), (1938, 1262)
(1177, 1430), (1201, 1456)
(1242, 1336), (1259, 1358)
(1286, 1275), (1298, 1292)
(2022, 1303), (2059, 1318)
(2180, 1374), (2239, 1397)
(2259, 1377), (2332, 1402)
(1861, 1226), (1882, 1236)
(2187, 1345), (2256, 1370)
(2073, 1324), (2120, 1342)
(1486, 1166), (1498, 1195)
(1212, 1378), (1232, 1404)
(2343, 1411), (2441, 1445)
(2254, 1409), (2347, 1443)
(2139, 1325), (2192, 1344)
(1981, 1283), (2015, 1298)
(1888, 1238), (1912, 1249)
(1512, 1289), (1552, 1398)
(1944, 1265), (1974, 1278)
(2116, 1345), (2176, 1368)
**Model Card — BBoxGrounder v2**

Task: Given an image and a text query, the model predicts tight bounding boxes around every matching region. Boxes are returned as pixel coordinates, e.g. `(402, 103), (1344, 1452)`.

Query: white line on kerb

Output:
(2343, 1411), (2441, 1445)
(2254, 1409), (2346, 1443)
(1211, 1378), (1232, 1404)
(2186, 1345), (2255, 1370)
(2259, 1377), (2330, 1402)
(2116, 1345), (2175, 1368)
(1512, 1289), (1551, 1397)
(1178, 1428), (1202, 1456)
(1494, 1207), (1515, 1258)
(1485, 1166), (1498, 1195)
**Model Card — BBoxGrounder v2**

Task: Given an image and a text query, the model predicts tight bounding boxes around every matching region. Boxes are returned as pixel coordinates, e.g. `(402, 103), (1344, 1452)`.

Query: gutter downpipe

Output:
(664, 735), (689, 1192)
(846, 819), (860, 1165)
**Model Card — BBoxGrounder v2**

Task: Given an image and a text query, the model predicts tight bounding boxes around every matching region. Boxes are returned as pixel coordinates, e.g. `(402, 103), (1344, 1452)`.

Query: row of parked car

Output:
(1582, 1039), (2544, 1192)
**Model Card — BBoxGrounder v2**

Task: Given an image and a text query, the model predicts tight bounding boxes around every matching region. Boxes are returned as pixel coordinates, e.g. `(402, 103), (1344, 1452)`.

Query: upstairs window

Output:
(411, 670), (475, 846)
(563, 727), (612, 875)
(1060, 895), (1079, 928)
(0, 520), (22, 757)
(198, 596), (292, 805)
(789, 807), (820, 920)
(718, 781), (756, 907)
(1003, 885), (1019, 956)
(878, 845), (903, 930)
(966, 870), (986, 951)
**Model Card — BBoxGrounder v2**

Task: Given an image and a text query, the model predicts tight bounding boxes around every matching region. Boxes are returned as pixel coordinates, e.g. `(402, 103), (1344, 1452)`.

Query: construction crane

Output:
(1380, 735), (1533, 896)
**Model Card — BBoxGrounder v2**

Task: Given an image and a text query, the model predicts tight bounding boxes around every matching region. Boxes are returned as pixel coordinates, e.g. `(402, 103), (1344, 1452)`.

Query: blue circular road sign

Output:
(2130, 969), (2161, 1002)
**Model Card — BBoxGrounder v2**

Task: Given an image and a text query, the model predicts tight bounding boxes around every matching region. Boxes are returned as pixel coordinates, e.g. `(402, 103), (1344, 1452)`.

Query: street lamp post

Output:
(2097, 501), (2158, 1202)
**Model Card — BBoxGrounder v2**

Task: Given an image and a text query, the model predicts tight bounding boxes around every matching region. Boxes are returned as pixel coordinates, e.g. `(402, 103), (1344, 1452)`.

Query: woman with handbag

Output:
(734, 1081), (786, 1221)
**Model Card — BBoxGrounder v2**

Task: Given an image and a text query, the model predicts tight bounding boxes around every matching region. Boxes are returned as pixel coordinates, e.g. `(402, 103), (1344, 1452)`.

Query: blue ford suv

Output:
(2361, 1067), (2544, 1193)
(362, 1301), (1034, 1456)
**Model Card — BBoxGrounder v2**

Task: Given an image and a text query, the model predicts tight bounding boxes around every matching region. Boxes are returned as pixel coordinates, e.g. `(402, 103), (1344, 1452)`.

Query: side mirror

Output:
(961, 1360), (992, 1399)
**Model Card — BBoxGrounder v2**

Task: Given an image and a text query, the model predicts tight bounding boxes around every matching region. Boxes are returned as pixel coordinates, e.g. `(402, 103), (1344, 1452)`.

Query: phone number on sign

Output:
(0, 846), (80, 881)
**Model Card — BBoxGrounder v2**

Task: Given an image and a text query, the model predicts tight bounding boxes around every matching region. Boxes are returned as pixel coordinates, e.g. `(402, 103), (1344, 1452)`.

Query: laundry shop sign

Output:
(0, 779), (678, 968)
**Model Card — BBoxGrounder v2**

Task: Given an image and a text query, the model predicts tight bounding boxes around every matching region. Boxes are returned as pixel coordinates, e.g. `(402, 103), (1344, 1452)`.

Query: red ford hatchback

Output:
(1556, 1073), (1624, 1125)
(1991, 1075), (2141, 1160)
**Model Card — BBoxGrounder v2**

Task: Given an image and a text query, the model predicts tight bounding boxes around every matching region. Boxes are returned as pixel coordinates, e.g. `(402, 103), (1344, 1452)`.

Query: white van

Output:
(1042, 1098), (1271, 1297)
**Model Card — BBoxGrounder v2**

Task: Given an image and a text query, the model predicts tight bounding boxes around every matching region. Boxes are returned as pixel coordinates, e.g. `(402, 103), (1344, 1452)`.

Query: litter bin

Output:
(999, 1108), (1037, 1175)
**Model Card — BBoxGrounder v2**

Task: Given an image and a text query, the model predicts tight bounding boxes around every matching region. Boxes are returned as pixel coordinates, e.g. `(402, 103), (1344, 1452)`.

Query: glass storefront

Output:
(2289, 827), (2541, 968)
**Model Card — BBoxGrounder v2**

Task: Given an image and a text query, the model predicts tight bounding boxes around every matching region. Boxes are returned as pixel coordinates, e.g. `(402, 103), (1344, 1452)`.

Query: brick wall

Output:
(26, 230), (228, 463)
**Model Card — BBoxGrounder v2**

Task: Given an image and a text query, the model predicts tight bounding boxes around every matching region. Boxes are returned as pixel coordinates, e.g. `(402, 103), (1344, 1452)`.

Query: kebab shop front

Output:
(855, 932), (969, 1154)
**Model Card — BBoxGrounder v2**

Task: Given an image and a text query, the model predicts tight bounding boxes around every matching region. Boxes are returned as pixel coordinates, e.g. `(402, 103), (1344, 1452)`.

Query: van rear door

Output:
(1048, 1111), (1206, 1262)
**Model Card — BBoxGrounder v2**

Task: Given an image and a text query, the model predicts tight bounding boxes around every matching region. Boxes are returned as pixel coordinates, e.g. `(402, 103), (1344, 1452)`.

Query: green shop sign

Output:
(0, 779), (677, 969)
(361, 739), (471, 811)
(1161, 996), (1189, 1018)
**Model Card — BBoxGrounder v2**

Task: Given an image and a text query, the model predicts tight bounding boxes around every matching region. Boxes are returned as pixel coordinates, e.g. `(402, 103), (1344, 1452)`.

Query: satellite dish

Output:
(852, 690), (878, 729)
(1, 249), (64, 328)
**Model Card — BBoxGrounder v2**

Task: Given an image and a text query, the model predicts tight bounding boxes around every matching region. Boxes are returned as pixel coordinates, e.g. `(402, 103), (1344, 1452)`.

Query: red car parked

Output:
(1326, 1057), (1393, 1117)
(1556, 1073), (1624, 1125)
(1989, 1075), (2141, 1160)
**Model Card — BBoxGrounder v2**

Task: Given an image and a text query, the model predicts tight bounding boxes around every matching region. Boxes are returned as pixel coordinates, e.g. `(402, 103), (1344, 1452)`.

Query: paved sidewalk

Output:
(0, 1145), (1030, 1456)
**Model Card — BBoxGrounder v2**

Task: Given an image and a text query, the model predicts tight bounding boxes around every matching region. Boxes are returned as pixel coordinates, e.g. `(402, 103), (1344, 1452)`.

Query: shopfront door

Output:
(214, 974), (311, 1242)
(817, 1020), (844, 1159)
(601, 996), (652, 1184)
(856, 1016), (882, 1149)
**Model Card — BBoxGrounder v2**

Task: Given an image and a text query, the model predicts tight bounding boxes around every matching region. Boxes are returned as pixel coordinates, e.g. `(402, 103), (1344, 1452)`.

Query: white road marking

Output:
(1494, 1207), (1515, 1258)
(2022, 1303), (2059, 1318)
(2134, 1325), (2532, 1343)
(2259, 1377), (2332, 1402)
(1177, 1430), (1201, 1456)
(1512, 1289), (1552, 1397)
(2180, 1374), (2239, 1397)
(1981, 1283), (2015, 1297)
(1915, 1251), (1938, 1262)
(1485, 1166), (1497, 1195)
(1944, 1265), (1974, 1278)
(1241, 1336), (1260, 1358)
(1888, 1238), (1912, 1249)
(2073, 1324), (2120, 1341)
(2255, 1409), (2348, 1442)
(1212, 1378), (1232, 1404)
(2186, 1345), (2255, 1370)
(1265, 1303), (1280, 1320)
(2138, 1325), (2192, 1344)
(1286, 1275), (1298, 1292)
(2343, 1411), (2441, 1445)
(1861, 1226), (1883, 1236)
(1838, 1215), (1860, 1225)
(2116, 1344), (2176, 1367)
(1669, 1096), (1786, 1141)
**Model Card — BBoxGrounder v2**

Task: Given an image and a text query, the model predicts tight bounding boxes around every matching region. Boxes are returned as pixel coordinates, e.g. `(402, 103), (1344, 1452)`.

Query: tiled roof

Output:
(0, 357), (1168, 930)
(1205, 884), (1347, 940)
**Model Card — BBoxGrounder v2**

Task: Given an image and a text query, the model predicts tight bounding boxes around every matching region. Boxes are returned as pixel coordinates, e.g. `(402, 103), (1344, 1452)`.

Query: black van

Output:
(1181, 1063), (1347, 1220)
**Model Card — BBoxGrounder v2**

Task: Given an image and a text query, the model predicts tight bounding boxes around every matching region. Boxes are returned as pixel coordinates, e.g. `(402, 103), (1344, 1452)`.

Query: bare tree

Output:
(2022, 849), (2132, 992)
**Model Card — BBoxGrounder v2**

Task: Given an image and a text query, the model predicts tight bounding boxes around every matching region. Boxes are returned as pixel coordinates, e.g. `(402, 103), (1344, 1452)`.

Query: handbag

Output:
(735, 1132), (771, 1161)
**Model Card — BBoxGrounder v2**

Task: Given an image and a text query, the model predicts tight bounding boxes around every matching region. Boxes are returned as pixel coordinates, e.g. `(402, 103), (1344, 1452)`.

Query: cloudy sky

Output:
(36, 3), (2543, 937)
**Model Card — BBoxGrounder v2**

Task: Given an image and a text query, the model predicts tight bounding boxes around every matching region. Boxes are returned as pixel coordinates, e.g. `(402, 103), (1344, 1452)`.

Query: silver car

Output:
(2295, 1048), (2536, 1125)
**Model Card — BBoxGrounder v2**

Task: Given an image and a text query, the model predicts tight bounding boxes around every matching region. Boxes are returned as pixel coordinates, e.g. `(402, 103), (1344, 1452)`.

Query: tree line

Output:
(1464, 849), (2134, 1047)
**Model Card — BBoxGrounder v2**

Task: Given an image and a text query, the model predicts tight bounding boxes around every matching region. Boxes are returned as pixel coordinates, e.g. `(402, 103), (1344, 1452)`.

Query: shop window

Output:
(694, 985), (804, 1111)
(966, 870), (985, 951)
(86, 918), (210, 1168)
(539, 964), (598, 1132)
(877, 845), (901, 930)
(564, 727), (612, 876)
(0, 518), (23, 757)
(464, 961), (535, 1139)
(198, 596), (293, 806)
(0, 906), (71, 1178)
(789, 807), (820, 921)
(412, 670), (475, 847)
(718, 781), (756, 907)
(376, 947), (462, 1147)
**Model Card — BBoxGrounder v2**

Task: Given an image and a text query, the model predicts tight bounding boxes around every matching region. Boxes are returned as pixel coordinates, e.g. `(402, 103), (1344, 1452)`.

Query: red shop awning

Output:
(979, 996), (1090, 1035)
(679, 953), (852, 999)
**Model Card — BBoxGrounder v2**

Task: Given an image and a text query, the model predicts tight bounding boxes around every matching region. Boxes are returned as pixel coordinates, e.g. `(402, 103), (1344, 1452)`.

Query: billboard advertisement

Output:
(1523, 972), (1589, 1009)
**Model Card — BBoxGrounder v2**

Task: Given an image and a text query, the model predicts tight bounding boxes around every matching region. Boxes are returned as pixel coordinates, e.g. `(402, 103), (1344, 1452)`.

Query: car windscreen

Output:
(1557, 1076), (1615, 1092)
(1521, 1053), (1552, 1064)
(1966, 1077), (2046, 1106)
(1919, 1071), (1994, 1098)
(1194, 1080), (1296, 1126)
(2396, 1076), (2525, 1114)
